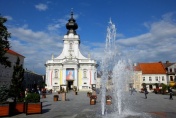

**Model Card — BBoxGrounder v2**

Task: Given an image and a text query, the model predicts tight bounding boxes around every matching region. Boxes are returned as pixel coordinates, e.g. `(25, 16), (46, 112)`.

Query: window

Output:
(70, 43), (73, 49)
(149, 77), (152, 81)
(55, 70), (58, 78)
(143, 77), (145, 81)
(83, 70), (87, 78)
(155, 76), (158, 81)
(170, 68), (172, 72)
(162, 76), (164, 81)
(170, 76), (173, 81)
(94, 72), (96, 80)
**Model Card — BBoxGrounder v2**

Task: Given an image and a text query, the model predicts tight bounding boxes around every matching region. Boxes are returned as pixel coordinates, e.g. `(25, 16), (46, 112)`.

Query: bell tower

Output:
(45, 12), (98, 91)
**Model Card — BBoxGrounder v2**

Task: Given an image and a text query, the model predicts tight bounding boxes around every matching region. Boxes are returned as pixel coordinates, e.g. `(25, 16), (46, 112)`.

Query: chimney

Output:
(133, 63), (137, 66)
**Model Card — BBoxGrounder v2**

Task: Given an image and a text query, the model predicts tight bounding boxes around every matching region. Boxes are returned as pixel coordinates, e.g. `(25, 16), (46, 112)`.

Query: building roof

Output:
(6, 49), (25, 58)
(162, 61), (175, 68)
(135, 62), (166, 74)
(134, 65), (141, 71)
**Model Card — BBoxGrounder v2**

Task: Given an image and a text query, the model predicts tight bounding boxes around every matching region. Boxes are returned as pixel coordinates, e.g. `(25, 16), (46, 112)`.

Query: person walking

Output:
(168, 87), (173, 100)
(130, 87), (134, 95)
(25, 88), (29, 97)
(144, 87), (148, 99)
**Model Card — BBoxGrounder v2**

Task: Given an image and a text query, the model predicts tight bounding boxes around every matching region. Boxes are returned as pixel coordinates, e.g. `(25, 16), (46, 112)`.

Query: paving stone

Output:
(4, 91), (176, 118)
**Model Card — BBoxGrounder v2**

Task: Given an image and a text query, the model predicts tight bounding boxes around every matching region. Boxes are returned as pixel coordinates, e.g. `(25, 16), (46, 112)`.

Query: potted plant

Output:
(106, 95), (112, 105)
(25, 93), (42, 115)
(90, 95), (97, 105)
(53, 95), (59, 101)
(73, 86), (78, 95)
(0, 85), (11, 117)
(161, 83), (168, 94)
(87, 91), (92, 97)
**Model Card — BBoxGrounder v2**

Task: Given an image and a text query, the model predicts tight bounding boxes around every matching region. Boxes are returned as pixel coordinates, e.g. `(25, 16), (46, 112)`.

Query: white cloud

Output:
(85, 12), (176, 66)
(8, 12), (176, 74)
(9, 26), (63, 74)
(35, 3), (48, 11)
(114, 12), (176, 63)
(4, 15), (13, 20)
(47, 18), (67, 31)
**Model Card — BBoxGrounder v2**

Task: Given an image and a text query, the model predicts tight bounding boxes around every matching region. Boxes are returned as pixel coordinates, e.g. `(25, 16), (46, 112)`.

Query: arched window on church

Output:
(55, 69), (59, 78)
(70, 43), (73, 49)
(83, 69), (87, 78)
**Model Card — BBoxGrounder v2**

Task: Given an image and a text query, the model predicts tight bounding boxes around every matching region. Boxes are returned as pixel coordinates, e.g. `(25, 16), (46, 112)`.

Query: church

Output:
(45, 12), (98, 92)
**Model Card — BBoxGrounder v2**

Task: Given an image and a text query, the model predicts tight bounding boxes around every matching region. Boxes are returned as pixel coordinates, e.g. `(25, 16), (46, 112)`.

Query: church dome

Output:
(66, 12), (78, 35)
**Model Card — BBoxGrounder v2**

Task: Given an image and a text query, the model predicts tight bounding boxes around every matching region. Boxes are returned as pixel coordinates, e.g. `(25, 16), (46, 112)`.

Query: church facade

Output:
(45, 12), (98, 91)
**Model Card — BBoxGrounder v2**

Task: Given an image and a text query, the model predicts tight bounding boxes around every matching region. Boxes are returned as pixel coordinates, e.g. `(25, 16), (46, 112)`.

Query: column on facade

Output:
(74, 68), (78, 87)
(89, 69), (92, 85)
(60, 68), (63, 86)
(78, 68), (82, 90)
(62, 68), (66, 85)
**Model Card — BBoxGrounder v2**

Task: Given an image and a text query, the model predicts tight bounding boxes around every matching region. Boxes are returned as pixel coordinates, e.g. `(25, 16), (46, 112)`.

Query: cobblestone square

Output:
(4, 91), (176, 118)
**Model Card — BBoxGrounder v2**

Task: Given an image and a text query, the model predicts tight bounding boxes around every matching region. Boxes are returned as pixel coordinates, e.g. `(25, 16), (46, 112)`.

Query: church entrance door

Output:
(67, 80), (73, 90)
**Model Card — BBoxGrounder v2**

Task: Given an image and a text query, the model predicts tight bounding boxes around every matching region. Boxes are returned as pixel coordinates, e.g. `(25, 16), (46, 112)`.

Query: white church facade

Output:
(45, 12), (98, 91)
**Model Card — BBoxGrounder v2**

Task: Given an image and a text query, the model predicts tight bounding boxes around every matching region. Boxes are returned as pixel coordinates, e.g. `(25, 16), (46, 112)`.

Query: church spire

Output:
(66, 11), (78, 35)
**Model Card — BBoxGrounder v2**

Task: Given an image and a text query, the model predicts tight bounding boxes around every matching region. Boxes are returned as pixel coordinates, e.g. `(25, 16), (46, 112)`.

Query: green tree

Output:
(0, 15), (11, 67)
(142, 83), (146, 88)
(161, 83), (168, 94)
(9, 57), (24, 102)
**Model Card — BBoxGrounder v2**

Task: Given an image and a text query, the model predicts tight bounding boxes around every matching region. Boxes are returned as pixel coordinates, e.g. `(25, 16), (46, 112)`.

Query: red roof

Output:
(6, 49), (25, 58)
(135, 62), (166, 74)
(134, 65), (141, 71)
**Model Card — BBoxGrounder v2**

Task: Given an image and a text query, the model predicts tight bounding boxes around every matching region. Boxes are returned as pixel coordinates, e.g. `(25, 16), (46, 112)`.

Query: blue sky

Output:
(1, 0), (176, 74)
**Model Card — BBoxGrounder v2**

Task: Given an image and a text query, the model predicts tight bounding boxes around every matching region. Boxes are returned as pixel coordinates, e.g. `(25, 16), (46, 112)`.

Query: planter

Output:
(90, 95), (97, 105)
(0, 103), (11, 117)
(25, 102), (42, 115)
(90, 98), (96, 105)
(106, 95), (112, 105)
(106, 100), (112, 105)
(62, 93), (66, 101)
(87, 92), (92, 97)
(53, 95), (59, 101)
(12, 102), (25, 114)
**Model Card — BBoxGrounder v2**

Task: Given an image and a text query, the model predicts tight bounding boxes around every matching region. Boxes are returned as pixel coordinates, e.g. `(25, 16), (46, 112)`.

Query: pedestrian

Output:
(25, 88), (29, 97)
(131, 87), (135, 95)
(144, 87), (148, 99)
(168, 87), (173, 100)
(37, 87), (41, 94)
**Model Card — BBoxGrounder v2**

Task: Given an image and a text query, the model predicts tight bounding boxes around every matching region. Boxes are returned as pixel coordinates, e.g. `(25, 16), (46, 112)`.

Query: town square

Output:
(1, 0), (176, 118)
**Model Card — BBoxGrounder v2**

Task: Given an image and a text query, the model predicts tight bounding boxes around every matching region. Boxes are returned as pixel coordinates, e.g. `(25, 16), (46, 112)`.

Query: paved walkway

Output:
(4, 91), (176, 118)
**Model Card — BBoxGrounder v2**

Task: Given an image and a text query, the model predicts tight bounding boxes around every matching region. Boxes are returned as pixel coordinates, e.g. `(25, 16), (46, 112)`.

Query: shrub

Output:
(25, 93), (40, 103)
(106, 95), (112, 100)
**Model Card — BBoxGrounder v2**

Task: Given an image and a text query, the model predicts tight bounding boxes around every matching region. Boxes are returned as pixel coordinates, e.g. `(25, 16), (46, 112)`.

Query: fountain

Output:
(100, 19), (153, 118)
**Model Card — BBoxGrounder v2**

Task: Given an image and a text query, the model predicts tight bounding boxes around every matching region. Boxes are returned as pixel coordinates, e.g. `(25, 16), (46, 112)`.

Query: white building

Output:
(162, 61), (176, 87)
(0, 49), (25, 86)
(45, 12), (98, 91)
(134, 62), (167, 92)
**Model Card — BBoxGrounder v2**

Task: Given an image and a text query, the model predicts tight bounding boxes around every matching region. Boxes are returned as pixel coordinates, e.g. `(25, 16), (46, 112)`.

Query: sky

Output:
(1, 0), (176, 75)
